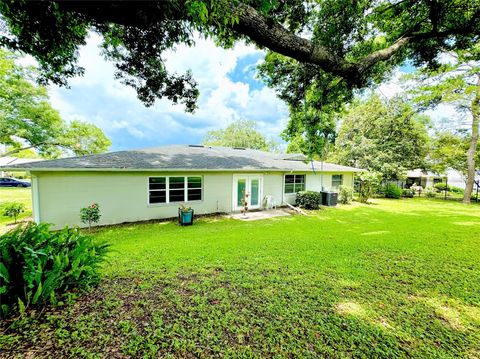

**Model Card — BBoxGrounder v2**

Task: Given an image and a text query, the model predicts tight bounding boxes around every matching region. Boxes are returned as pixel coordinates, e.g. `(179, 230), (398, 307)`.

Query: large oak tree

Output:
(0, 1), (478, 155)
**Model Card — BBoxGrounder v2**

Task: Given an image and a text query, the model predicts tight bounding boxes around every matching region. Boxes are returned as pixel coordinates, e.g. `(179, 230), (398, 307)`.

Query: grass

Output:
(0, 188), (32, 232)
(1, 197), (480, 358)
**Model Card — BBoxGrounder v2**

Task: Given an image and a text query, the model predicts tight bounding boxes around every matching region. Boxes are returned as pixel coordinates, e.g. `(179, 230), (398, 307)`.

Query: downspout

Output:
(31, 173), (41, 223)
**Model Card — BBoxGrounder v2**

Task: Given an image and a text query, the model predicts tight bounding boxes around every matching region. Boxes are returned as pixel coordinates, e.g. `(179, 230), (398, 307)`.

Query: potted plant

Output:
(178, 205), (194, 226)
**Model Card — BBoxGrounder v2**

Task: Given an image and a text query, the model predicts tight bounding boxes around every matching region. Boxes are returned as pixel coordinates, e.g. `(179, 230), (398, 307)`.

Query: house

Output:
(0, 145), (364, 229)
(405, 169), (445, 188)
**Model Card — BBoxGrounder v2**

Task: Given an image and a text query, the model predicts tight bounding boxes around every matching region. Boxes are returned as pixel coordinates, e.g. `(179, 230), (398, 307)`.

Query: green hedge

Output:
(296, 191), (322, 210)
(0, 223), (109, 316)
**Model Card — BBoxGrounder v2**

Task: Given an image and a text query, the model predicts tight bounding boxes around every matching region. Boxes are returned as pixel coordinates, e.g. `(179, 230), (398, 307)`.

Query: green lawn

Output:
(1, 198), (480, 358)
(0, 188), (32, 232)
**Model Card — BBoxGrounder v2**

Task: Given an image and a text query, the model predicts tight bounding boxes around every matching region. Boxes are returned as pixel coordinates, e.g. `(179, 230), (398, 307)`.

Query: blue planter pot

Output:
(178, 209), (194, 225)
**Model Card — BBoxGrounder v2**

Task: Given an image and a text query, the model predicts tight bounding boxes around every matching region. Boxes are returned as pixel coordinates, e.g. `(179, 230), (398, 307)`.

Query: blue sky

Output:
(47, 34), (457, 152)
(48, 34), (289, 152)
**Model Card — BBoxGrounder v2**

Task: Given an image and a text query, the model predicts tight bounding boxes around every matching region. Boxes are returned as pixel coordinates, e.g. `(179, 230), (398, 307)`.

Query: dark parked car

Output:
(0, 177), (31, 187)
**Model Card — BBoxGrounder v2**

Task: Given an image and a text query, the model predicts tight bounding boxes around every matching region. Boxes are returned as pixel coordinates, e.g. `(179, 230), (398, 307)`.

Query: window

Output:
(149, 176), (202, 204)
(332, 174), (343, 189)
(149, 177), (166, 204)
(187, 176), (202, 201)
(284, 174), (305, 193)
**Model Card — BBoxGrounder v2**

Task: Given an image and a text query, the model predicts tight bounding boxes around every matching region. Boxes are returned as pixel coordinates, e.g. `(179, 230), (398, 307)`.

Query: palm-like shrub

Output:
(0, 223), (109, 316)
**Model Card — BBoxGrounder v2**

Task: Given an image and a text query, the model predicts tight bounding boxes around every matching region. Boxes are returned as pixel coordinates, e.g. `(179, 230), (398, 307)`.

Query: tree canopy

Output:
(202, 119), (278, 151)
(429, 131), (480, 176)
(0, 1), (479, 149)
(406, 47), (479, 203)
(0, 49), (111, 158)
(332, 94), (430, 180)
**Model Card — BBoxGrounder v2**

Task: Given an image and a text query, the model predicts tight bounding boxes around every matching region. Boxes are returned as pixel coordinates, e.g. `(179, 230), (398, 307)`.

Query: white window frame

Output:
(332, 174), (343, 189)
(284, 174), (306, 194)
(148, 176), (203, 205)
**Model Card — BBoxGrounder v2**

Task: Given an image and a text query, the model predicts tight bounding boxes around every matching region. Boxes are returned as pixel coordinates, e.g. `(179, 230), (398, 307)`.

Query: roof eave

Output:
(0, 167), (365, 173)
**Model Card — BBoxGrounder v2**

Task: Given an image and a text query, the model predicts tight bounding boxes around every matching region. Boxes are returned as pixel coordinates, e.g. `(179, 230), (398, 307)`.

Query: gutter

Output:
(0, 167), (366, 173)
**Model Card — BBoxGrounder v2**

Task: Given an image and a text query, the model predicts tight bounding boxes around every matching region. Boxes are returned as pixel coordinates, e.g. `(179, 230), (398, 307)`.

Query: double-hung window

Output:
(332, 174), (343, 189)
(149, 176), (202, 204)
(284, 174), (305, 193)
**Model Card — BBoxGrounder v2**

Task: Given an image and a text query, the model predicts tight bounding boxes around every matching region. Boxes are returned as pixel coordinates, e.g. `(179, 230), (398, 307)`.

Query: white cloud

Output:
(47, 32), (288, 150)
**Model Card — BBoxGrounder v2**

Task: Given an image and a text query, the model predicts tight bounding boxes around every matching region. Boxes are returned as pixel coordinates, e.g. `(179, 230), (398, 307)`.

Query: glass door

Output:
(233, 175), (263, 211)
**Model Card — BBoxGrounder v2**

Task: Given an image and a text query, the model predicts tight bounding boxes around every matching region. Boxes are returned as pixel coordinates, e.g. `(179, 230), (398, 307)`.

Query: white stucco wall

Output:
(32, 170), (356, 228)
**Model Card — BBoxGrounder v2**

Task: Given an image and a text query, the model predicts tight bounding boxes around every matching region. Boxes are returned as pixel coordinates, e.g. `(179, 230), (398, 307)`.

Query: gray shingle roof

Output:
(0, 145), (365, 173)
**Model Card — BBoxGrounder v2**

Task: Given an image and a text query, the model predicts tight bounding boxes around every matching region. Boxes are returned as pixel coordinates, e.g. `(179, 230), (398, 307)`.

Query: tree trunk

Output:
(463, 75), (480, 204)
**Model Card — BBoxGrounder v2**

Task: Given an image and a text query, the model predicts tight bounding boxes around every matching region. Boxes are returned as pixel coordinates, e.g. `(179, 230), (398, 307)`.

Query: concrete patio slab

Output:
(228, 209), (291, 221)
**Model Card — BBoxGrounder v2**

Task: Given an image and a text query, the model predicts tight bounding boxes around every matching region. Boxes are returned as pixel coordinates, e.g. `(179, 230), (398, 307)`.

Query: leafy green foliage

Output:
(2, 202), (25, 224)
(0, 49), (111, 158)
(357, 172), (381, 203)
(406, 47), (480, 203)
(434, 183), (464, 194)
(202, 119), (278, 151)
(2, 199), (480, 357)
(332, 94), (430, 180)
(429, 131), (479, 176)
(1, 0), (479, 149)
(0, 189), (31, 229)
(295, 190), (322, 209)
(0, 222), (109, 316)
(338, 185), (353, 204)
(384, 184), (402, 199)
(402, 188), (415, 198)
(80, 203), (101, 231)
(425, 186), (437, 198)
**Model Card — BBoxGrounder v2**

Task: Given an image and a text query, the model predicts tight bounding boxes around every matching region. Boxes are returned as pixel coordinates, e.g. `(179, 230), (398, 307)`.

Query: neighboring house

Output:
(0, 145), (364, 229)
(0, 156), (42, 177)
(405, 169), (444, 188)
(445, 169), (480, 189)
(404, 168), (480, 189)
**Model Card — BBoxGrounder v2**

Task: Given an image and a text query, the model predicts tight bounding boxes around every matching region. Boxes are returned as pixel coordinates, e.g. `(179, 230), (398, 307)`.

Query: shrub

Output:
(402, 188), (415, 198)
(357, 172), (381, 203)
(451, 186), (464, 194)
(338, 185), (353, 204)
(296, 191), (322, 209)
(425, 186), (436, 198)
(385, 184), (402, 199)
(2, 202), (26, 223)
(434, 183), (450, 192)
(80, 203), (101, 231)
(0, 223), (109, 316)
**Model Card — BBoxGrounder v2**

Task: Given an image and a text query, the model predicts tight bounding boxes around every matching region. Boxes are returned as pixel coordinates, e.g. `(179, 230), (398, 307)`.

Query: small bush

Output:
(338, 185), (353, 204)
(385, 184), (402, 199)
(0, 222), (109, 316)
(434, 183), (450, 192)
(296, 191), (322, 209)
(402, 188), (415, 198)
(2, 202), (26, 223)
(80, 203), (101, 231)
(357, 172), (381, 203)
(451, 186), (464, 194)
(425, 186), (436, 198)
